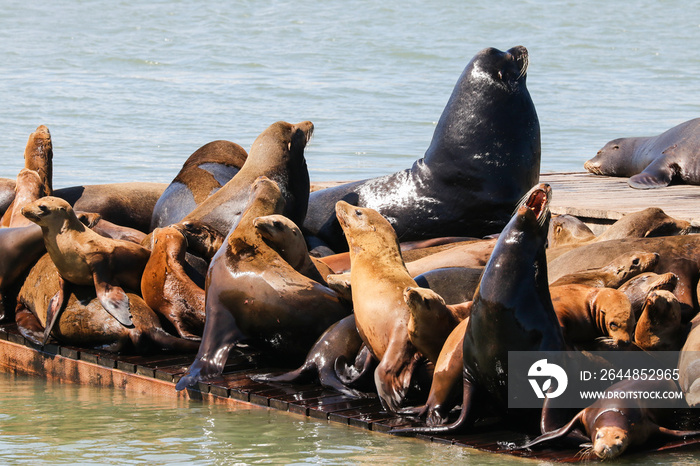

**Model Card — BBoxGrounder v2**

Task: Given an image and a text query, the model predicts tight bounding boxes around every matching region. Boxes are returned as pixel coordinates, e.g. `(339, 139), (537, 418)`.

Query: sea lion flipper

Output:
(516, 410), (585, 450)
(91, 262), (133, 327)
(628, 153), (675, 189)
(43, 283), (66, 346)
(16, 302), (46, 346)
(373, 340), (420, 412)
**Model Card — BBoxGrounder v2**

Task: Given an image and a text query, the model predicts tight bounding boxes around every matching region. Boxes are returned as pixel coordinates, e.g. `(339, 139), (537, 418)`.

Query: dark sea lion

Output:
(54, 182), (167, 233)
(519, 378), (700, 460)
(618, 271), (679, 318)
(399, 317), (469, 426)
(180, 121), (313, 237)
(304, 46), (540, 252)
(334, 200), (423, 412)
(549, 285), (635, 345)
(548, 236), (700, 322)
(547, 214), (595, 248)
(150, 140), (248, 230)
(0, 224), (46, 320)
(21, 196), (150, 332)
(412, 266), (483, 305)
(585, 117), (700, 189)
(176, 177), (350, 391)
(174, 221), (224, 261)
(393, 183), (566, 434)
(0, 178), (16, 217)
(251, 314), (372, 398)
(16, 254), (199, 353)
(549, 251), (659, 288)
(634, 290), (685, 351)
(253, 214), (333, 284)
(679, 313), (700, 407)
(141, 226), (205, 340)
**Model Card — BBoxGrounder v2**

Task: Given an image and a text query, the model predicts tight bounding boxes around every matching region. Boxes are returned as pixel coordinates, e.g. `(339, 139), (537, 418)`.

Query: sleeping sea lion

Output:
(634, 290), (685, 351)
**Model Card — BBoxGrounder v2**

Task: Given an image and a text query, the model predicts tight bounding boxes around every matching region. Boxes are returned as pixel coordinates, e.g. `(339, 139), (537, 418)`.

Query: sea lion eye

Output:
(609, 322), (619, 330)
(613, 145), (620, 150)
(355, 209), (362, 216)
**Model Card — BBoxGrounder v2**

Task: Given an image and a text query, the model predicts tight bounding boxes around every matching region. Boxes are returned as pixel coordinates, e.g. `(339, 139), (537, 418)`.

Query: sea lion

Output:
(519, 378), (700, 459)
(585, 117), (700, 189)
(1, 169), (47, 228)
(304, 46), (540, 252)
(549, 251), (659, 288)
(678, 312), (700, 407)
(21, 196), (151, 333)
(16, 254), (199, 353)
(618, 271), (679, 318)
(253, 214), (333, 284)
(180, 121), (313, 237)
(547, 236), (700, 321)
(404, 238), (497, 277)
(404, 286), (471, 364)
(412, 267), (483, 305)
(634, 290), (685, 351)
(547, 214), (595, 248)
(1, 125), (53, 227)
(399, 317), (469, 426)
(175, 177), (350, 390)
(76, 212), (147, 244)
(54, 182), (167, 233)
(393, 183), (566, 434)
(174, 221), (224, 261)
(549, 285), (635, 346)
(0, 178), (16, 217)
(141, 226), (205, 340)
(251, 315), (373, 398)
(336, 199), (445, 411)
(150, 139), (248, 230)
(0, 224), (46, 320)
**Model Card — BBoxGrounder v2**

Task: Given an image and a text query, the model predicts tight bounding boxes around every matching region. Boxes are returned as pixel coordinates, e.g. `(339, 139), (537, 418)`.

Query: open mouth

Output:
(523, 184), (551, 222)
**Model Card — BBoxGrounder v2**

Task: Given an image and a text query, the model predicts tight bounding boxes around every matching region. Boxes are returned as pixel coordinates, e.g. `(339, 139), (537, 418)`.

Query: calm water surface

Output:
(2, 1), (700, 463)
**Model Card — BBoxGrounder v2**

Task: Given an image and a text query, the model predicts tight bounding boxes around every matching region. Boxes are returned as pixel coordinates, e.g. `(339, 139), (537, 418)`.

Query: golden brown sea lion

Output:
(618, 271), (679, 318)
(335, 200), (421, 412)
(21, 196), (150, 334)
(15, 254), (199, 353)
(547, 214), (595, 248)
(549, 285), (635, 345)
(176, 177), (350, 390)
(141, 226), (205, 340)
(679, 312), (700, 407)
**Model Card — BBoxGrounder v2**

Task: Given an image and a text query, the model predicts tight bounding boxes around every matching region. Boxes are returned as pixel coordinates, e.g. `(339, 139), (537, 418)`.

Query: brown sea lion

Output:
(1, 169), (46, 228)
(16, 254), (199, 353)
(54, 182), (167, 233)
(519, 378), (700, 459)
(679, 313), (700, 407)
(174, 220), (224, 261)
(21, 196), (150, 332)
(399, 317), (469, 426)
(0, 178), (16, 217)
(404, 238), (497, 277)
(175, 177), (350, 390)
(549, 285), (635, 345)
(547, 235), (700, 322)
(618, 272), (679, 318)
(76, 212), (147, 244)
(585, 117), (700, 189)
(251, 314), (373, 398)
(393, 183), (566, 434)
(549, 251), (659, 288)
(0, 224), (46, 320)
(150, 139), (248, 230)
(334, 200), (425, 412)
(634, 290), (685, 351)
(547, 214), (595, 248)
(141, 226), (205, 340)
(180, 121), (313, 237)
(253, 214), (333, 284)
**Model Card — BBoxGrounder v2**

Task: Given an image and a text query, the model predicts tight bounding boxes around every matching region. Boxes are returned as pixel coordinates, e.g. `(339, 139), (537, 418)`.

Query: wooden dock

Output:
(2, 171), (700, 462)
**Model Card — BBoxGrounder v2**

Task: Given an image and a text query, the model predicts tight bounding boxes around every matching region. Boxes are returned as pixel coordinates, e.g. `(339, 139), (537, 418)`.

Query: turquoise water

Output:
(2, 1), (700, 463)
(2, 1), (700, 187)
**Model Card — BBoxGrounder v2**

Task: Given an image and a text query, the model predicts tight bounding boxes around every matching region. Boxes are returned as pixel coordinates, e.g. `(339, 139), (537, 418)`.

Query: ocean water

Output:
(2, 1), (700, 463)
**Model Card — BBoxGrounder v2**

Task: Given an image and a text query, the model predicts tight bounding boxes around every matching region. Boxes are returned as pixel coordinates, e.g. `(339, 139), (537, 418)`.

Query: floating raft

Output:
(2, 171), (700, 462)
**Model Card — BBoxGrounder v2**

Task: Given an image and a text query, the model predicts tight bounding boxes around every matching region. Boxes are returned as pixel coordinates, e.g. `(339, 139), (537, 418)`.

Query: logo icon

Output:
(528, 358), (568, 399)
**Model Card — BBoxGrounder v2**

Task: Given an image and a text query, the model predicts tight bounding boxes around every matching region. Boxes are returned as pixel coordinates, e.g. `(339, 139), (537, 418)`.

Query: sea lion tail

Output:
(145, 326), (200, 353)
(514, 410), (584, 450)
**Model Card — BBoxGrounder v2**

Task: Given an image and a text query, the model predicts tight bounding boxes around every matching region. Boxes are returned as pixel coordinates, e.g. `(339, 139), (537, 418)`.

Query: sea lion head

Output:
(23, 125), (53, 192)
(635, 289), (682, 351)
(251, 120), (314, 166)
(335, 200), (399, 251)
(150, 226), (188, 261)
(585, 137), (644, 176)
(593, 288), (635, 345)
(592, 425), (630, 460)
(511, 182), (552, 238)
(21, 196), (76, 228)
(467, 45), (530, 92)
(174, 220), (224, 260)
